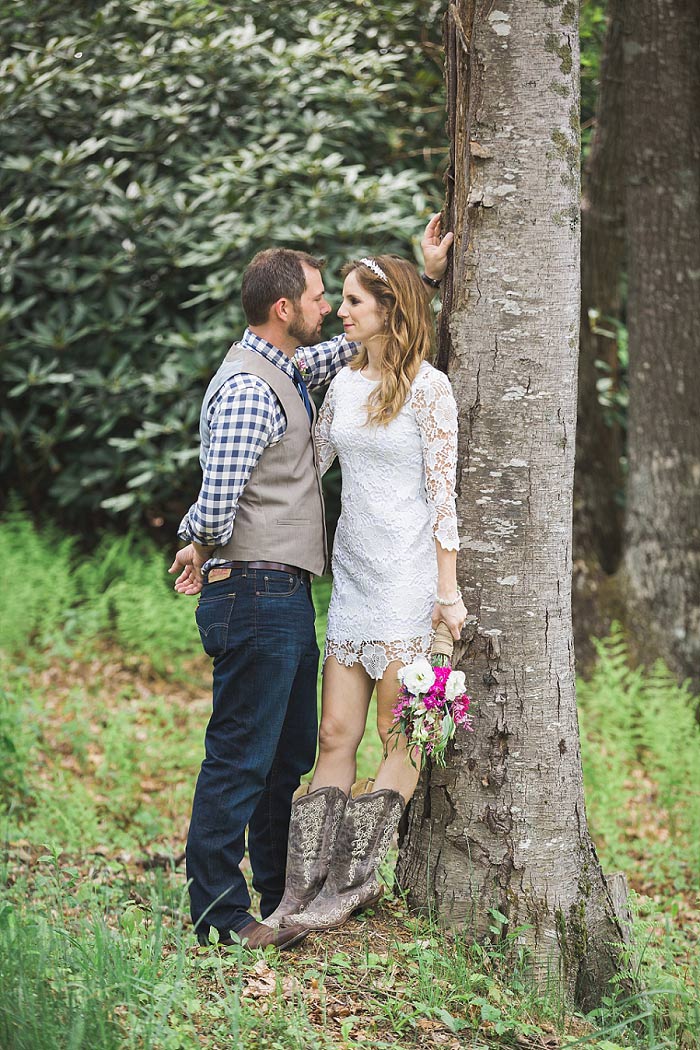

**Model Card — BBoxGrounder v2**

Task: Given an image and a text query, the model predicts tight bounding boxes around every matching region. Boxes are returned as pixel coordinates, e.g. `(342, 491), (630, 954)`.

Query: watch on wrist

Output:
(421, 272), (442, 289)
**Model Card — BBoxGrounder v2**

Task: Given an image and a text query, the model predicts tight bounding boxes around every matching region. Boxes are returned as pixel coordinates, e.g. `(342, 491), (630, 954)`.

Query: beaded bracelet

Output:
(435, 587), (462, 607)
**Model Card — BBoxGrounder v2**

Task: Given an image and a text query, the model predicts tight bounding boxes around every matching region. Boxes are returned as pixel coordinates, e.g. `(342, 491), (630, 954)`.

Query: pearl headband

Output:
(359, 257), (388, 283)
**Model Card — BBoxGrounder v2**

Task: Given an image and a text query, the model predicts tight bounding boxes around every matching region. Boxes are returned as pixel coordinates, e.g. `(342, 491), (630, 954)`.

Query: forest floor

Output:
(1, 537), (699, 1048)
(2, 638), (698, 1050)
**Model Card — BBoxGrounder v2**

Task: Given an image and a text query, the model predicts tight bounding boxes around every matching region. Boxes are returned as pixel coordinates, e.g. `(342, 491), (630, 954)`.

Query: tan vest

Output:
(199, 343), (327, 576)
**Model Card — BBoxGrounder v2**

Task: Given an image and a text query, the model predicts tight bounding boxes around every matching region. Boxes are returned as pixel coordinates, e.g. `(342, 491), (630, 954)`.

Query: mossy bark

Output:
(398, 0), (624, 1009)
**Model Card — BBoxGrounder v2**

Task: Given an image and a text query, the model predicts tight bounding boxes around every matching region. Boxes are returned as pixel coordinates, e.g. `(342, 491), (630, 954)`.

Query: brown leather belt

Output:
(212, 560), (309, 579)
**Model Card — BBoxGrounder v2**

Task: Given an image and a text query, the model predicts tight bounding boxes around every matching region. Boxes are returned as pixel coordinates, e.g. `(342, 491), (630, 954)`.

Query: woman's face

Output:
(337, 271), (385, 345)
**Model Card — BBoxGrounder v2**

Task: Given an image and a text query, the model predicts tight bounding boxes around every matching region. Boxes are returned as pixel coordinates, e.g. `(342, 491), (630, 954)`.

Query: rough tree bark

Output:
(573, 0), (625, 573)
(621, 0), (700, 691)
(398, 0), (624, 1008)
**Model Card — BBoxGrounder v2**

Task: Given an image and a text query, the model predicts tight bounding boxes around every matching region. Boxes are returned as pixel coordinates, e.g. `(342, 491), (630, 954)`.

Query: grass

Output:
(1, 514), (699, 1048)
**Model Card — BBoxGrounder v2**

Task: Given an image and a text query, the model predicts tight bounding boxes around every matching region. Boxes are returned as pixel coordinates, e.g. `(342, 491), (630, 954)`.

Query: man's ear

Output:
(273, 297), (291, 323)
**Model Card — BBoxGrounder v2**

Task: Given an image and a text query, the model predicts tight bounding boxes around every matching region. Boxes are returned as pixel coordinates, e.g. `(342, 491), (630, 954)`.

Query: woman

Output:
(267, 245), (466, 931)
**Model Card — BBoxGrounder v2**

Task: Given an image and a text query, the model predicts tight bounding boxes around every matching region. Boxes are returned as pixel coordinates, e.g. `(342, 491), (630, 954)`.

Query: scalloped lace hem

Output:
(324, 634), (433, 681)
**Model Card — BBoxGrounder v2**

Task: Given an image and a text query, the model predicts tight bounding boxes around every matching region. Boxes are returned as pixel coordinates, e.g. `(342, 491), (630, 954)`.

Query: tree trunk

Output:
(398, 0), (623, 1009)
(573, 1), (625, 573)
(621, 0), (700, 691)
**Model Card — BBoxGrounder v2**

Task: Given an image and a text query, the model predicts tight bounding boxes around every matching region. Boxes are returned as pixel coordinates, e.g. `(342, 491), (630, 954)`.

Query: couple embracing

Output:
(170, 215), (467, 950)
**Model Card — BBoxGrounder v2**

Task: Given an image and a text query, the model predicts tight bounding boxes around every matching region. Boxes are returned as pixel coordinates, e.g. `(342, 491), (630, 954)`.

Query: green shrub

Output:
(0, 684), (38, 812)
(0, 505), (78, 654)
(578, 624), (700, 892)
(0, 0), (444, 532)
(88, 544), (201, 672)
(0, 512), (200, 666)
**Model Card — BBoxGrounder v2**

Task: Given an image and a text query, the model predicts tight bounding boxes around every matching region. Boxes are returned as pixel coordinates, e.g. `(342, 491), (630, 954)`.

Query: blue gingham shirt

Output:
(178, 328), (357, 555)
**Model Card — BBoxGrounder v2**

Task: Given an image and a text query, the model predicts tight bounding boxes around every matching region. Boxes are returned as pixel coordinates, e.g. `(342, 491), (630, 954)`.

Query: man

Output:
(170, 218), (452, 950)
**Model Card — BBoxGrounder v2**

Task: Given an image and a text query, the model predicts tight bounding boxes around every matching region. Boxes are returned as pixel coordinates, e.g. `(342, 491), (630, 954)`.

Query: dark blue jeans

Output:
(186, 567), (319, 937)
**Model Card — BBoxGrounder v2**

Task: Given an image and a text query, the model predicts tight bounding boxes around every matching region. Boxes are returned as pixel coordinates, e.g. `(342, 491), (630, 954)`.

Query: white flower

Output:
(445, 670), (467, 702)
(411, 717), (431, 744)
(400, 657), (436, 696)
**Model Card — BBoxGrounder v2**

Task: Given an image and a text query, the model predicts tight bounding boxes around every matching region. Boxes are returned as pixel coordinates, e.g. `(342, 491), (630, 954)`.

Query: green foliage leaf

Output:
(0, 0), (446, 532)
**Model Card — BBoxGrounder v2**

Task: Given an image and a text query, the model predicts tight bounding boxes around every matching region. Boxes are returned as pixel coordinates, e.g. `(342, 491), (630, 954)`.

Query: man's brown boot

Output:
(219, 919), (308, 950)
(283, 787), (405, 931)
(265, 784), (347, 928)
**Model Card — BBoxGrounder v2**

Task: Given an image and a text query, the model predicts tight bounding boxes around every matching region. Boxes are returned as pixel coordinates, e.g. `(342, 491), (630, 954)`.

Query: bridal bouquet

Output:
(390, 655), (474, 768)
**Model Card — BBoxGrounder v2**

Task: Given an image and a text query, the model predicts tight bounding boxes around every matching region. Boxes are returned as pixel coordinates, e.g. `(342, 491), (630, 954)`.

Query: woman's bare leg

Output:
(372, 659), (421, 802)
(310, 657), (374, 795)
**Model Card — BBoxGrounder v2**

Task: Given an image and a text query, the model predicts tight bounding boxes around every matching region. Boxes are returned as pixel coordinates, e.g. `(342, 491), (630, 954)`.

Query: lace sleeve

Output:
(315, 377), (337, 477)
(412, 368), (459, 551)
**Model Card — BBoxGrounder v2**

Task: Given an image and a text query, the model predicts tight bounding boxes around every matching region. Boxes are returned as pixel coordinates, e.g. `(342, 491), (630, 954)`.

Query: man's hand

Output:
(421, 213), (454, 282)
(168, 543), (205, 596)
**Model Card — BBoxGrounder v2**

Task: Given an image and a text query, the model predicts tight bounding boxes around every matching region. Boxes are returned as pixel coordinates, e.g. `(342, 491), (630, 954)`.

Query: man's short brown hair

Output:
(241, 249), (324, 325)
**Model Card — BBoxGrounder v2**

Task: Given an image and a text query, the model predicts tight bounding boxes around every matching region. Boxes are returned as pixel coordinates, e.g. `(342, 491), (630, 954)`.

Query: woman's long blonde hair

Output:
(344, 255), (436, 426)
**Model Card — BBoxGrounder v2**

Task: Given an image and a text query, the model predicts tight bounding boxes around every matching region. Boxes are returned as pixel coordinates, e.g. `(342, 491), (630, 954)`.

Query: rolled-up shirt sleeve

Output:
(178, 375), (283, 548)
(293, 333), (358, 389)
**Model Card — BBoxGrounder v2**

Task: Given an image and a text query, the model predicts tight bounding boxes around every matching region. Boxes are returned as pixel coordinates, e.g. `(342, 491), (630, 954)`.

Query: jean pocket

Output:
(258, 573), (301, 598)
(195, 592), (236, 657)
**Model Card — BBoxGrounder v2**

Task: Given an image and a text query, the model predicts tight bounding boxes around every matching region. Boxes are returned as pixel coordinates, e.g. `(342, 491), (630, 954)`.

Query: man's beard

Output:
(288, 305), (322, 347)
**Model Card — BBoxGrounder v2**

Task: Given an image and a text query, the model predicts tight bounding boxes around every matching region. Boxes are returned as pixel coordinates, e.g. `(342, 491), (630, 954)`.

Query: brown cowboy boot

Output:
(198, 919), (307, 951)
(264, 783), (347, 928)
(283, 786), (405, 931)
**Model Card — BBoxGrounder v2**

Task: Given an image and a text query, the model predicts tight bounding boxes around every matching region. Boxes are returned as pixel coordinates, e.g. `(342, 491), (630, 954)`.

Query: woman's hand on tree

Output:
(421, 214), (454, 281)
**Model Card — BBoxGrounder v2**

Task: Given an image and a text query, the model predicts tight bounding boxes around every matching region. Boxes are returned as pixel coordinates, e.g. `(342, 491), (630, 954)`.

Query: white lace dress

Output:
(316, 361), (459, 680)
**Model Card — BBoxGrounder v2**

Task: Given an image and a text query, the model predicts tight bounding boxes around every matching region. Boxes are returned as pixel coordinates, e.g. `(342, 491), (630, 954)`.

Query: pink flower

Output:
(424, 689), (444, 710)
(452, 695), (472, 725)
(422, 668), (450, 709)
(392, 697), (408, 719)
(433, 667), (451, 685)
